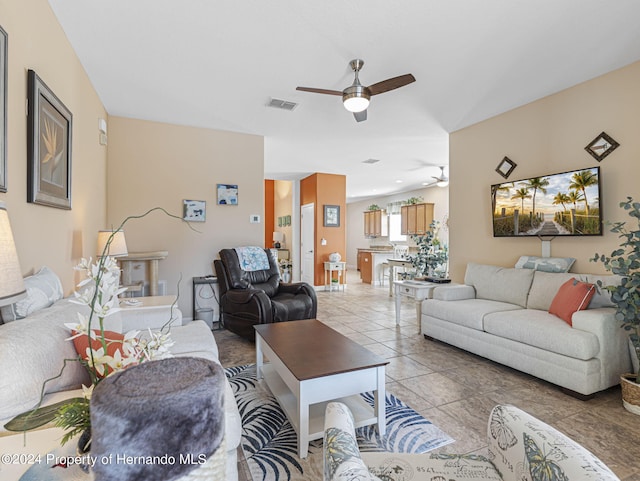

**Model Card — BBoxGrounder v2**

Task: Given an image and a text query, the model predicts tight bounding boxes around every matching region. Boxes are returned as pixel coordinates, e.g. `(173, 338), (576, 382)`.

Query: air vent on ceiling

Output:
(267, 98), (298, 111)
(362, 158), (381, 164)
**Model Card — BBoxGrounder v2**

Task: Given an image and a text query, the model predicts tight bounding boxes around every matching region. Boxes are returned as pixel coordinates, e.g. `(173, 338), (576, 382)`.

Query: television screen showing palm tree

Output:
(491, 166), (602, 237)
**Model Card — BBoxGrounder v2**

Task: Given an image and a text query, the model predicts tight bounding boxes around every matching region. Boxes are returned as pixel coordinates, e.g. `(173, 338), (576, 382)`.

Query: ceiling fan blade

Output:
(353, 110), (367, 122)
(296, 86), (343, 96)
(368, 74), (416, 96)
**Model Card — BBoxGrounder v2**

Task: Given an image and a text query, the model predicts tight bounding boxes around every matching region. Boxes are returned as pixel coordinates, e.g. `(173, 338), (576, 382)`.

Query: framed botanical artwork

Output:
(27, 70), (72, 209)
(183, 199), (206, 222)
(324, 205), (340, 227)
(0, 26), (7, 193)
(217, 183), (238, 205)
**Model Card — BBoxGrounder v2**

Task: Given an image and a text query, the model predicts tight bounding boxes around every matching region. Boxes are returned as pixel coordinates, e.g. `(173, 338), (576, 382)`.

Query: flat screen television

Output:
(491, 166), (602, 237)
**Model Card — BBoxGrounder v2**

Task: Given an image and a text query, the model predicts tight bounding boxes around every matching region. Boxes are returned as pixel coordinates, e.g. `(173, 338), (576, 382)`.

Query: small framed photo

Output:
(284, 215), (291, 226)
(495, 156), (517, 179)
(217, 183), (238, 205)
(324, 205), (340, 227)
(27, 69), (73, 209)
(585, 131), (619, 162)
(183, 199), (206, 222)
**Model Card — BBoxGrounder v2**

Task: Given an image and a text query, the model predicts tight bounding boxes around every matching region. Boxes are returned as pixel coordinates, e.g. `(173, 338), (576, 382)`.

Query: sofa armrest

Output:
(323, 402), (378, 481)
(433, 284), (476, 301)
(487, 404), (620, 481)
(572, 308), (632, 385)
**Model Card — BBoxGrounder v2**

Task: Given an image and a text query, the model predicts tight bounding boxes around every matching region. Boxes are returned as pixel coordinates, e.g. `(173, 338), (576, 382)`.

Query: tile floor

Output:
(213, 271), (640, 481)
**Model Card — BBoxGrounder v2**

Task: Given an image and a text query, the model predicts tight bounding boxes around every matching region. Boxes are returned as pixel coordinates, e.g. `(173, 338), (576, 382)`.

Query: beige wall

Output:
(449, 61), (640, 282)
(106, 116), (264, 318)
(273, 180), (293, 249)
(0, 0), (108, 293)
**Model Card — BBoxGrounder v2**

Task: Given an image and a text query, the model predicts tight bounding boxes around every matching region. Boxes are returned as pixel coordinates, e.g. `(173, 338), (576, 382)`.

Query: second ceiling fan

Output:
(296, 59), (415, 122)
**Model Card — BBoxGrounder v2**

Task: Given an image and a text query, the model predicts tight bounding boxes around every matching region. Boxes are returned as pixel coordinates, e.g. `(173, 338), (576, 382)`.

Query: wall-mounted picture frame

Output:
(584, 131), (619, 162)
(278, 216), (283, 227)
(0, 26), (7, 193)
(324, 205), (340, 227)
(284, 215), (291, 226)
(217, 183), (238, 205)
(27, 70), (72, 209)
(183, 199), (206, 222)
(495, 156), (517, 179)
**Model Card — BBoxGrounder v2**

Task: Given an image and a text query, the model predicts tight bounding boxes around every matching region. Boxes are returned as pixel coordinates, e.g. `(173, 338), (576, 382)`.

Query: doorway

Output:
(301, 203), (314, 285)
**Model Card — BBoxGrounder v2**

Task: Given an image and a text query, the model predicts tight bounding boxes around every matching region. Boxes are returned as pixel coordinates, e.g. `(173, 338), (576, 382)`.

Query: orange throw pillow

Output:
(548, 278), (596, 326)
(72, 330), (126, 377)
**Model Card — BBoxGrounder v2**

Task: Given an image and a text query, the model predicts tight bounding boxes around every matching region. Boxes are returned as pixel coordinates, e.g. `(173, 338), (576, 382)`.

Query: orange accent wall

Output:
(264, 179), (275, 248)
(300, 173), (346, 286)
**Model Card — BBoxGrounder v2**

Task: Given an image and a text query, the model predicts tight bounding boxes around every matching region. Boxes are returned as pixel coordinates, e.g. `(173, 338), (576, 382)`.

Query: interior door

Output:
(301, 203), (315, 285)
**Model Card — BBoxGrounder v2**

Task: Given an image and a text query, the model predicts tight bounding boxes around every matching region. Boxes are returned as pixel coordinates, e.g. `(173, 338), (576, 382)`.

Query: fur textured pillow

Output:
(91, 357), (225, 481)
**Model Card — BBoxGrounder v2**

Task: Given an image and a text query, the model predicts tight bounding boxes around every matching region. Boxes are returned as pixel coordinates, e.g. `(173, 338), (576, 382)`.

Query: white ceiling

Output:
(48, 0), (640, 202)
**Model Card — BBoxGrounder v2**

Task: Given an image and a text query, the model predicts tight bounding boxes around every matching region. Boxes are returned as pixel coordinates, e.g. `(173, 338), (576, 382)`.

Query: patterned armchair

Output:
(214, 247), (317, 341)
(323, 402), (619, 481)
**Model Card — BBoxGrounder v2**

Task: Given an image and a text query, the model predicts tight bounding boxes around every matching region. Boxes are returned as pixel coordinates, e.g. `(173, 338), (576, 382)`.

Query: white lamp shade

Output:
(97, 230), (128, 257)
(272, 232), (284, 242)
(0, 204), (26, 306)
(343, 96), (370, 113)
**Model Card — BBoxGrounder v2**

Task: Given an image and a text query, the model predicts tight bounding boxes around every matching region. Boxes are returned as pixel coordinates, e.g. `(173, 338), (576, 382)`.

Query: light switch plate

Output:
(250, 214), (260, 223)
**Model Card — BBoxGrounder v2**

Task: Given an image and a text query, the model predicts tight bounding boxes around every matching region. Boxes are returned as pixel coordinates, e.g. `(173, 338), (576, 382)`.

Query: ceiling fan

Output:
(296, 59), (415, 122)
(422, 166), (449, 187)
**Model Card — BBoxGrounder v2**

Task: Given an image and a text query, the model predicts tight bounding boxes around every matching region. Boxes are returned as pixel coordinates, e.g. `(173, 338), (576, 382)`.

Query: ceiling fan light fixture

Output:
(436, 180), (449, 187)
(342, 85), (370, 113)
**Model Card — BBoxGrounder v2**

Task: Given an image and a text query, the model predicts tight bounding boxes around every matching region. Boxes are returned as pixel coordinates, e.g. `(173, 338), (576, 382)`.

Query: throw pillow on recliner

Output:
(548, 278), (596, 326)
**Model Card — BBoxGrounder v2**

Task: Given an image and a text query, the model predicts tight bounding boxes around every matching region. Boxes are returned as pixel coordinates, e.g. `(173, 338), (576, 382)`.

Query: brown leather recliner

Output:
(213, 248), (317, 341)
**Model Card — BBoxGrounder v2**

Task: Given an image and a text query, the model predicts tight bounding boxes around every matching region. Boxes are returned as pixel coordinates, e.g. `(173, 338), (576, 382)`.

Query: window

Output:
(388, 214), (407, 242)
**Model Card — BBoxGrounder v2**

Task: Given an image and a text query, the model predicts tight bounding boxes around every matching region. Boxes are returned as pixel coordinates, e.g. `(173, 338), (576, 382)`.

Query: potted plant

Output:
(407, 221), (448, 279)
(367, 204), (381, 211)
(592, 197), (640, 414)
(405, 196), (423, 205)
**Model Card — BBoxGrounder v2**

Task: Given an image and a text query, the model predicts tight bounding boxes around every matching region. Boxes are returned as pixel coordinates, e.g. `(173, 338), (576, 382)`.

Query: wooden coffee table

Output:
(254, 319), (388, 458)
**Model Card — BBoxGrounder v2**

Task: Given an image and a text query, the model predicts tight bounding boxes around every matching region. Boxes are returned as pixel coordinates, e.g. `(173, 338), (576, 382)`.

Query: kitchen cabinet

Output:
(363, 210), (388, 237)
(401, 203), (434, 235)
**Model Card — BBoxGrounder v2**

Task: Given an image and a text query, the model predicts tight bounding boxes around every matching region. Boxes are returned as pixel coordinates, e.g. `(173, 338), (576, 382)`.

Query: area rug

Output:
(225, 364), (454, 481)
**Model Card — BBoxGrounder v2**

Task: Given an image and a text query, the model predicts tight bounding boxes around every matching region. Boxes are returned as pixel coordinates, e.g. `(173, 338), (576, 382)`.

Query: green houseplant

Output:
(407, 221), (448, 278)
(592, 197), (640, 414)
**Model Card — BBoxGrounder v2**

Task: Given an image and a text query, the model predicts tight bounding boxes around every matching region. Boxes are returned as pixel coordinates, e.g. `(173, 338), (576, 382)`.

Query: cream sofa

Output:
(421, 263), (632, 397)
(323, 401), (620, 481)
(0, 296), (241, 480)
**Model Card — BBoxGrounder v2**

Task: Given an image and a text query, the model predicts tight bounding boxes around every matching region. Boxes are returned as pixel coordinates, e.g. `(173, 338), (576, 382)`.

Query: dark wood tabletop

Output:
(254, 319), (388, 381)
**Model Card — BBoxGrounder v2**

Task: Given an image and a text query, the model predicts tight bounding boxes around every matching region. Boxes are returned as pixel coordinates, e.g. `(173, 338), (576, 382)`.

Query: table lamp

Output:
(273, 231), (284, 249)
(97, 229), (128, 257)
(0, 203), (26, 306)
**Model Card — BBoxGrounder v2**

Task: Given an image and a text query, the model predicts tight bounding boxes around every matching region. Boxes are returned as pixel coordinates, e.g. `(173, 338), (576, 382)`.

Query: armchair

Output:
(214, 248), (317, 340)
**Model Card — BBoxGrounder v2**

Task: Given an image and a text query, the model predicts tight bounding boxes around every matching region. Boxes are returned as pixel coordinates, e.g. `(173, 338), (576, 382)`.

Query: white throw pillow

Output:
(0, 266), (63, 322)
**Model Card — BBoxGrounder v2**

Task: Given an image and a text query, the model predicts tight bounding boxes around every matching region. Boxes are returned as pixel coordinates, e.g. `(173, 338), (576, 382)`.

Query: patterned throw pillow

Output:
(0, 266), (63, 322)
(515, 255), (575, 273)
(548, 278), (596, 325)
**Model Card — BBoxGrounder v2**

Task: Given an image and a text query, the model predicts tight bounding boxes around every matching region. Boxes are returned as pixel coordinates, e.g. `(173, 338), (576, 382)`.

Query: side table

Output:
(324, 261), (346, 291)
(393, 280), (439, 326)
(119, 295), (180, 331)
(192, 276), (220, 329)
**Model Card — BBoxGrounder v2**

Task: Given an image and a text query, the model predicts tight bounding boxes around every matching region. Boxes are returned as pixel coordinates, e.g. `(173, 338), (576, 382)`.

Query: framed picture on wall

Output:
(324, 205), (340, 227)
(217, 183), (238, 205)
(183, 199), (206, 222)
(27, 69), (73, 209)
(0, 26), (7, 193)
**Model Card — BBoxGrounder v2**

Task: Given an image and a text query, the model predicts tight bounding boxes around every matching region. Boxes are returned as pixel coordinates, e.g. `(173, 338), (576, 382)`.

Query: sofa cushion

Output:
(0, 266), (64, 322)
(464, 263), (534, 307)
(579, 273), (621, 308)
(515, 255), (576, 272)
(527, 271), (575, 310)
(549, 278), (596, 325)
(484, 309), (600, 360)
(0, 299), (91, 421)
(425, 298), (523, 331)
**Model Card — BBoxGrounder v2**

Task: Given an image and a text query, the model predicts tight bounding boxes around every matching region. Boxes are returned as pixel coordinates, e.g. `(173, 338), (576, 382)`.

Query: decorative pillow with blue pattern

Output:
(515, 255), (575, 273)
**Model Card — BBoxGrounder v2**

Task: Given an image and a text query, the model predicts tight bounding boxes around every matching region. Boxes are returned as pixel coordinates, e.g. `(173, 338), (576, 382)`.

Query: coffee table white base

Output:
(256, 337), (386, 459)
